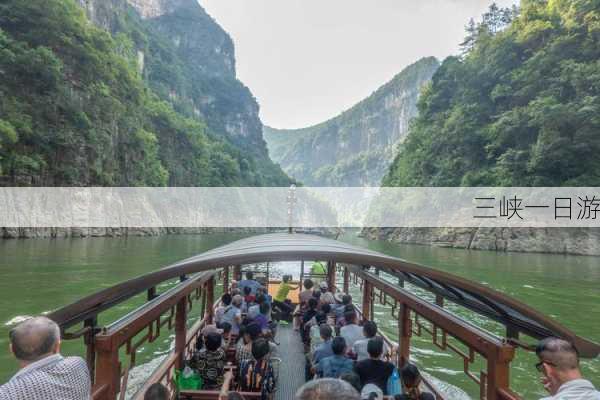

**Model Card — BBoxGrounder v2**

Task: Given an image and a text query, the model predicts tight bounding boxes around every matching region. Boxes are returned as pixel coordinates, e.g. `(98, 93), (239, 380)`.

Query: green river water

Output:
(1, 232), (599, 399)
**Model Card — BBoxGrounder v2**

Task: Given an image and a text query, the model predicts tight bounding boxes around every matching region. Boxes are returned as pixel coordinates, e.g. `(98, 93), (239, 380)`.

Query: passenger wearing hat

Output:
(319, 281), (335, 305)
(200, 324), (225, 349)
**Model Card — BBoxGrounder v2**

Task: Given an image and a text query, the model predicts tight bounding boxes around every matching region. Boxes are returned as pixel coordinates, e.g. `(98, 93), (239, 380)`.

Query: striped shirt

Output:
(0, 354), (91, 400)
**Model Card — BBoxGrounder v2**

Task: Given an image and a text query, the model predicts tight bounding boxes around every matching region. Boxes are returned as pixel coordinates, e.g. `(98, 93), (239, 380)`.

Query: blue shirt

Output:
(317, 355), (354, 378)
(312, 339), (334, 364)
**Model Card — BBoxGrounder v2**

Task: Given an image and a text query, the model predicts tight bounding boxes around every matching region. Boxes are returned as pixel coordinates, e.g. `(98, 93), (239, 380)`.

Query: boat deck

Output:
(274, 324), (306, 400)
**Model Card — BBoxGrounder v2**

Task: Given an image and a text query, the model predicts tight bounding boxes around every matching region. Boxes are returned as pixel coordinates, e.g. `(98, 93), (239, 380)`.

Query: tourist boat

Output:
(48, 233), (600, 400)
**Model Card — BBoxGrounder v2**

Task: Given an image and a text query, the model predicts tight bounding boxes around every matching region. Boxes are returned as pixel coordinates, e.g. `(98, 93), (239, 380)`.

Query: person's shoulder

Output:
(63, 356), (89, 372)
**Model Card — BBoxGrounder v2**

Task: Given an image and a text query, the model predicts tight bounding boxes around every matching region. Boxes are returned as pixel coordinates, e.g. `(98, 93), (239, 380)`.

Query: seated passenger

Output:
(318, 281), (335, 305)
(190, 332), (226, 390)
(253, 302), (271, 332)
(316, 336), (354, 378)
(299, 279), (315, 305)
(144, 382), (169, 400)
(239, 271), (262, 296)
(535, 337), (600, 400)
(361, 383), (384, 400)
(0, 316), (91, 400)
(394, 363), (434, 400)
(198, 324), (224, 349)
(306, 324), (334, 380)
(352, 321), (390, 361)
(247, 293), (265, 320)
(239, 339), (275, 399)
(334, 294), (353, 322)
(243, 286), (256, 311)
(309, 313), (328, 353)
(221, 294), (243, 336)
(295, 378), (360, 400)
(340, 371), (362, 393)
(301, 298), (320, 344)
(215, 293), (233, 325)
(340, 311), (364, 350)
(220, 322), (233, 348)
(353, 338), (394, 395)
(273, 275), (298, 318)
(337, 304), (355, 327)
(236, 323), (262, 365)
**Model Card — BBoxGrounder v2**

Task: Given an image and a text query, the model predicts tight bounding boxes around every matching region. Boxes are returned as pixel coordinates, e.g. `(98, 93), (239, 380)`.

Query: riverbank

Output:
(360, 227), (600, 256)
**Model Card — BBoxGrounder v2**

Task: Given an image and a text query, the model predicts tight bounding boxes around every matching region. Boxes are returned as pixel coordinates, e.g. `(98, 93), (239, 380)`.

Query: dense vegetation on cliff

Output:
(384, 0), (600, 187)
(264, 57), (439, 186)
(0, 0), (290, 186)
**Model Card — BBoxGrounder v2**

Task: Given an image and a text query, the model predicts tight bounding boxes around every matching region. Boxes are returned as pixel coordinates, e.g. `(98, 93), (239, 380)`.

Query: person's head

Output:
(344, 311), (357, 325)
(303, 279), (314, 290)
(259, 302), (270, 316)
(319, 281), (329, 292)
(340, 372), (362, 393)
(363, 321), (378, 338)
(255, 294), (266, 305)
(320, 303), (331, 314)
(319, 324), (333, 341)
(344, 304), (354, 313)
(205, 332), (222, 352)
(232, 294), (243, 307)
(283, 274), (292, 283)
(251, 338), (270, 360)
(331, 336), (347, 356)
(535, 337), (581, 394)
(367, 338), (384, 359)
(295, 378), (360, 400)
(9, 316), (61, 364)
(221, 293), (232, 306)
(144, 382), (170, 400)
(243, 286), (252, 296)
(342, 294), (352, 305)
(400, 363), (422, 389)
(246, 271), (254, 280)
(246, 323), (262, 341)
(220, 322), (232, 335)
(230, 280), (238, 289)
(313, 291), (322, 300)
(360, 383), (383, 400)
(308, 298), (318, 310)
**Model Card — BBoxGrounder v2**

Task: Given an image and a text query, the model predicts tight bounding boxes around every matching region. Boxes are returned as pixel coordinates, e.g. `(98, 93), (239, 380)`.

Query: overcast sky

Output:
(199, 0), (519, 129)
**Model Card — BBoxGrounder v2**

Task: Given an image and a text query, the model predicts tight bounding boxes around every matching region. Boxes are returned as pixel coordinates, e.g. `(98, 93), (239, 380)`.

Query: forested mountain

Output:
(264, 57), (439, 186)
(384, 0), (600, 187)
(0, 0), (291, 186)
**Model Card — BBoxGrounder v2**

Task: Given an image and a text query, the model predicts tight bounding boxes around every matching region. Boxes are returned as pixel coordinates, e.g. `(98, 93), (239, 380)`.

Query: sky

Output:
(199, 0), (520, 130)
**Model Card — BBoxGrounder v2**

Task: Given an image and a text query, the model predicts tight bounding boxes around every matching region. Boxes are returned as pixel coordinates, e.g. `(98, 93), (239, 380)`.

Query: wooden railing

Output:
(68, 271), (217, 400)
(344, 265), (517, 400)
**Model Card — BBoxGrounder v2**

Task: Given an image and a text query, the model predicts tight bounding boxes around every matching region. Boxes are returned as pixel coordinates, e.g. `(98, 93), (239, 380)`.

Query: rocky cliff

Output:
(264, 57), (439, 186)
(361, 227), (600, 256)
(75, 0), (289, 185)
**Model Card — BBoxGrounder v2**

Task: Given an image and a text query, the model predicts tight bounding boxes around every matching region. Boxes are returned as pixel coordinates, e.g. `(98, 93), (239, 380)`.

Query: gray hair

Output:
(9, 316), (61, 361)
(295, 378), (360, 400)
(232, 294), (243, 307)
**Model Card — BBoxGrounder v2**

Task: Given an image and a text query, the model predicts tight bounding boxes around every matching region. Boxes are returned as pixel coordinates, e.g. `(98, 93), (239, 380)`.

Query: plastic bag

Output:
(387, 366), (402, 396)
(175, 366), (202, 391)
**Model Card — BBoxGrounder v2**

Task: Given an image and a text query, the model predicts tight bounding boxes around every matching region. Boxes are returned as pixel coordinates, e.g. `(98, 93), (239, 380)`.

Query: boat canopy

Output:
(50, 233), (600, 358)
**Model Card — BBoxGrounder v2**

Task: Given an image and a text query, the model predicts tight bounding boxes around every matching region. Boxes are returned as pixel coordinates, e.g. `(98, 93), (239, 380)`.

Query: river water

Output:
(1, 232), (598, 398)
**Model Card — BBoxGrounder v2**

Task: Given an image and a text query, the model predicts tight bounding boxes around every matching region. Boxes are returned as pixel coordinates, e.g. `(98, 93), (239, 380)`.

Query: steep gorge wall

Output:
(264, 57), (440, 186)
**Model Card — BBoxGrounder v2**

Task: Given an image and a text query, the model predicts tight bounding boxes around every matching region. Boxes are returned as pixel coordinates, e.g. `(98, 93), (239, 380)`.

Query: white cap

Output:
(319, 281), (329, 290)
(361, 384), (383, 400)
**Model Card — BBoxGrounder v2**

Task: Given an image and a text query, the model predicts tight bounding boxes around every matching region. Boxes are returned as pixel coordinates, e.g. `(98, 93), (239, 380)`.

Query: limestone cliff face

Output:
(360, 227), (600, 256)
(264, 57), (440, 186)
(76, 0), (283, 181)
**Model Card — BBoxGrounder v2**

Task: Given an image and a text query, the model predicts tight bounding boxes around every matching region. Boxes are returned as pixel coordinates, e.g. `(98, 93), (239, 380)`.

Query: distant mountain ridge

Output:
(264, 57), (439, 186)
